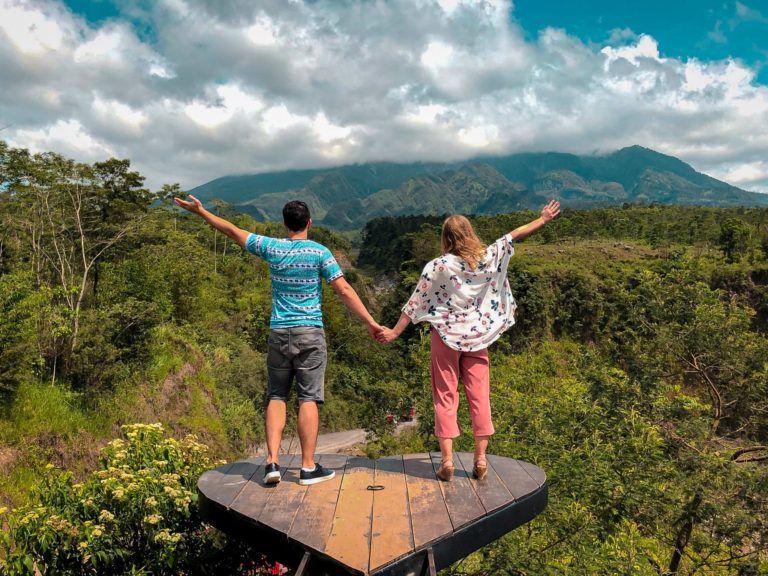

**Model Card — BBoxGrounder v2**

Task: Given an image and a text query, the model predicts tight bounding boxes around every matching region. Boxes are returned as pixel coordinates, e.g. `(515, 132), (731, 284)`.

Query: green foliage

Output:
(719, 217), (755, 263)
(361, 206), (768, 275)
(0, 271), (40, 401)
(0, 423), (267, 576)
(0, 382), (88, 443)
(3, 141), (768, 574)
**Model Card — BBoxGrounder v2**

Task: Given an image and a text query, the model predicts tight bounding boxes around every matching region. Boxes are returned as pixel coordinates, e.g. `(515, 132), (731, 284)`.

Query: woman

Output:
(377, 201), (560, 481)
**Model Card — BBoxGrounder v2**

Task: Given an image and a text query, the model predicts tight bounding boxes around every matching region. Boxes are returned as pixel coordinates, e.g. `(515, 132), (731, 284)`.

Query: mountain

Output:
(189, 146), (768, 229)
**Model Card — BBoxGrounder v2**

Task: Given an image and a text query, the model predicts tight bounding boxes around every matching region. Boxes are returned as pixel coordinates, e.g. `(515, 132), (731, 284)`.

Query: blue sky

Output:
(1, 0), (767, 192)
(61, 0), (119, 22)
(515, 0), (768, 83)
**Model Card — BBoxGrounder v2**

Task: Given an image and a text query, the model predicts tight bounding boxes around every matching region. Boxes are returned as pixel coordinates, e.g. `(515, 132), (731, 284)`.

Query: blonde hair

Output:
(441, 215), (486, 270)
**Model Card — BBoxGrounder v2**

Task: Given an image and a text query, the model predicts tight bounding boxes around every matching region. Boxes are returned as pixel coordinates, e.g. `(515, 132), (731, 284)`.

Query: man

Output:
(174, 196), (381, 485)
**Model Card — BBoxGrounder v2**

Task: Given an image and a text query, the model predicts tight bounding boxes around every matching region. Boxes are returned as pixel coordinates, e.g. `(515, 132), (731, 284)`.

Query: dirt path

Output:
(250, 419), (418, 457)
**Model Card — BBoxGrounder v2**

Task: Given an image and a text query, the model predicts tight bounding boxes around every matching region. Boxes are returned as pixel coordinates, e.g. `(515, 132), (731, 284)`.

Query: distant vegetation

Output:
(190, 145), (768, 230)
(1, 140), (767, 574)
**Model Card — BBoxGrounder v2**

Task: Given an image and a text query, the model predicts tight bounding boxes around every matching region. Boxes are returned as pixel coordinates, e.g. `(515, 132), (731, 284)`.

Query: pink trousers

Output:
(430, 329), (494, 439)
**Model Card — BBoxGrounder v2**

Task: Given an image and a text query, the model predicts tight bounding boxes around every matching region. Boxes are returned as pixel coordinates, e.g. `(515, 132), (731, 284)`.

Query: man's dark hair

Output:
(283, 200), (311, 232)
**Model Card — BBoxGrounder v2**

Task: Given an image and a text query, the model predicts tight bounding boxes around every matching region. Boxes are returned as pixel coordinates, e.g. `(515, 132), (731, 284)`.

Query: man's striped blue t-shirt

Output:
(245, 233), (343, 328)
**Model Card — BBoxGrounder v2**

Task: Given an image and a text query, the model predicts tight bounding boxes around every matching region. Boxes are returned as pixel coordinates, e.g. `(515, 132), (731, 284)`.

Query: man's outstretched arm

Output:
(174, 194), (250, 248)
(330, 277), (381, 338)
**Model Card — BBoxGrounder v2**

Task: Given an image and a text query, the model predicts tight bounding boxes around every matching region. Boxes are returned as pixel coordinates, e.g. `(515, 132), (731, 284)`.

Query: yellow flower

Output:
(143, 514), (162, 525)
(45, 463), (55, 470)
(98, 510), (115, 522)
(78, 541), (88, 550)
(163, 486), (180, 498)
(91, 527), (103, 538)
(154, 529), (183, 544)
(0, 507), (8, 515)
(145, 497), (158, 507)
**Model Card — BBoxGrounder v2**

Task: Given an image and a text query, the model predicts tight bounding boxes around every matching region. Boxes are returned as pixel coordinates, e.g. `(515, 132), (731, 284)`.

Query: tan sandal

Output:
(436, 460), (454, 482)
(473, 459), (487, 480)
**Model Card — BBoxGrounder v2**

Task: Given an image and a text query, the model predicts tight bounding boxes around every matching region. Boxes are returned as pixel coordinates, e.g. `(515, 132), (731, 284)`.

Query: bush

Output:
(0, 423), (269, 575)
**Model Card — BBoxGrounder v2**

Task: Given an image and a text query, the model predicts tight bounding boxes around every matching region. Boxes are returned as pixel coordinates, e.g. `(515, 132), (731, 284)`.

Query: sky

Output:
(1, 0), (767, 193)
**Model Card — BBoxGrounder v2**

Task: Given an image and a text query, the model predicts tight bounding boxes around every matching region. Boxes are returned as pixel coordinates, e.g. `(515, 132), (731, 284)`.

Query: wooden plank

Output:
(455, 452), (513, 514)
(230, 455), (293, 522)
(205, 459), (263, 509)
(259, 454), (310, 535)
(486, 455), (540, 501)
(289, 454), (348, 553)
(402, 453), (453, 549)
(429, 452), (485, 531)
(324, 457), (376, 575)
(369, 456), (414, 572)
(197, 462), (234, 496)
(518, 460), (547, 487)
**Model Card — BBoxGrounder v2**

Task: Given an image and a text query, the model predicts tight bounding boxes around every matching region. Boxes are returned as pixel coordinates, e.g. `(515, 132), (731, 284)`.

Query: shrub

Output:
(0, 423), (268, 575)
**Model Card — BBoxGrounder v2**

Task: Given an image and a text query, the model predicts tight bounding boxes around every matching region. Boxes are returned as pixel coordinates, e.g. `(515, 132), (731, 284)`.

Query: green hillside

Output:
(190, 146), (768, 229)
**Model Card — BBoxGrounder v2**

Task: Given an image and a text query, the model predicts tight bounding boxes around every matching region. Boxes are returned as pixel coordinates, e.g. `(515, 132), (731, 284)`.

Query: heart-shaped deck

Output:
(198, 453), (547, 575)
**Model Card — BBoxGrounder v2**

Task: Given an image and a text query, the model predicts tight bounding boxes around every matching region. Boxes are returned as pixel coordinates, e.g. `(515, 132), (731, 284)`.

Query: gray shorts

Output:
(266, 326), (327, 404)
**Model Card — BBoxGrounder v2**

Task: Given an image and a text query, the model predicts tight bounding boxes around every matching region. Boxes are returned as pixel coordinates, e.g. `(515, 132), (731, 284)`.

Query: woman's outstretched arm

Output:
(510, 200), (561, 241)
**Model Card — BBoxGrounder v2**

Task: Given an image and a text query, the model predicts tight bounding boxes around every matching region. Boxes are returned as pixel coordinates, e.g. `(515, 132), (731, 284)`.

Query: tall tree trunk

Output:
(668, 492), (703, 574)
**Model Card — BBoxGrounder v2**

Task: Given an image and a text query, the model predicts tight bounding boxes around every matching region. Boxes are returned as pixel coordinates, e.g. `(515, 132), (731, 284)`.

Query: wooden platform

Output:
(198, 453), (547, 575)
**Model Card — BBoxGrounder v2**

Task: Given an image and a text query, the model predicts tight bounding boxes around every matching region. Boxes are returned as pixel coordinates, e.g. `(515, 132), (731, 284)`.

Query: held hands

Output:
(366, 321), (383, 340)
(173, 194), (204, 214)
(375, 326), (398, 345)
(540, 200), (561, 223)
(364, 318), (399, 344)
(366, 321), (398, 344)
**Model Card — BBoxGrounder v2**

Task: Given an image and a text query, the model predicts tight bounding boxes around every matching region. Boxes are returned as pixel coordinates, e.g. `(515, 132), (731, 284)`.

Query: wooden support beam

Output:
(419, 548), (436, 576)
(294, 551), (311, 576)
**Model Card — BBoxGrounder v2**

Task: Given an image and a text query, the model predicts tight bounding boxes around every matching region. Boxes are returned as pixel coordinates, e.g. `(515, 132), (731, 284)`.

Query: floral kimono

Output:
(403, 234), (517, 352)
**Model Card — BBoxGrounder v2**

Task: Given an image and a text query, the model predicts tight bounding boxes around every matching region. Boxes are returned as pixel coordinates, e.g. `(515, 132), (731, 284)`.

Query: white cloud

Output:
(711, 161), (768, 192)
(421, 40), (455, 70)
(601, 34), (660, 64)
(74, 29), (124, 63)
(9, 119), (115, 159)
(0, 1), (68, 55)
(734, 1), (768, 24)
(92, 97), (147, 130)
(246, 15), (279, 46)
(184, 101), (233, 128)
(0, 0), (766, 195)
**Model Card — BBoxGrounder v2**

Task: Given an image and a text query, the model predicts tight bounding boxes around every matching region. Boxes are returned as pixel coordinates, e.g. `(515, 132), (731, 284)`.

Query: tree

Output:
(1, 144), (154, 375)
(718, 218), (752, 263)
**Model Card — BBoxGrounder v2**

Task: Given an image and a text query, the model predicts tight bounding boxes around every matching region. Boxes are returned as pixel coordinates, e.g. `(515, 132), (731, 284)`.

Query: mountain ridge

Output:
(189, 146), (767, 229)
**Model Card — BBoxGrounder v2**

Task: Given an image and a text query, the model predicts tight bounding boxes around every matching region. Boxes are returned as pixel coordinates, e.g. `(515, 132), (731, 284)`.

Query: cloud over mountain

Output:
(1, 0), (766, 192)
